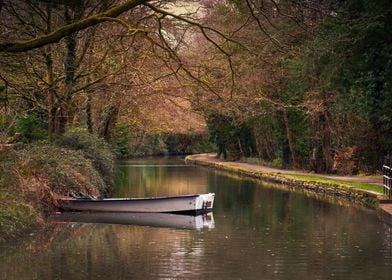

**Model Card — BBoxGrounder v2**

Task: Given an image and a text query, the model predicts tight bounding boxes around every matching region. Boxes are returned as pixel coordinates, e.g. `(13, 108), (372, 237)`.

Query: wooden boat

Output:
(50, 212), (215, 230)
(57, 193), (215, 214)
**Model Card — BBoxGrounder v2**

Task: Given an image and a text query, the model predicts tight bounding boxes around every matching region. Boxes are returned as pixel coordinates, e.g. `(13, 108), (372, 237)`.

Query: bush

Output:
(165, 133), (214, 154)
(0, 136), (116, 243)
(56, 129), (115, 189)
(111, 123), (214, 158)
(190, 134), (215, 153)
(0, 83), (6, 103)
(110, 124), (167, 158)
(110, 123), (133, 158)
(0, 148), (42, 242)
(15, 114), (47, 141)
(0, 114), (11, 134)
(26, 143), (107, 194)
(143, 135), (167, 156)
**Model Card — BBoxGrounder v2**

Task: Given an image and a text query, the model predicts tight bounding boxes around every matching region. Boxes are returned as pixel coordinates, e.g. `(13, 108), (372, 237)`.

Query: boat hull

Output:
(58, 193), (215, 213)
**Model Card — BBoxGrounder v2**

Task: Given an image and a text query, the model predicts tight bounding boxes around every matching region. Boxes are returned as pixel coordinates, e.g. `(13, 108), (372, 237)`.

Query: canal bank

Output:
(0, 130), (116, 243)
(185, 154), (392, 223)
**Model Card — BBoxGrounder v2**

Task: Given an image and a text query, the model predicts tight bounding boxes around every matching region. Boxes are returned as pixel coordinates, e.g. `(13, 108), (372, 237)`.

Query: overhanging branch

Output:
(0, 0), (149, 52)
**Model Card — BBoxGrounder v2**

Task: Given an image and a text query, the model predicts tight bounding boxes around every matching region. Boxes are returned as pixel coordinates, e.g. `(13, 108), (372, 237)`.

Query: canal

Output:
(0, 157), (391, 279)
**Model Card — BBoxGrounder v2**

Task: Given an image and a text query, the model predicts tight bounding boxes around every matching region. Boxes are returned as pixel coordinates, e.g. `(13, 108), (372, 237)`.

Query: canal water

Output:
(0, 157), (391, 280)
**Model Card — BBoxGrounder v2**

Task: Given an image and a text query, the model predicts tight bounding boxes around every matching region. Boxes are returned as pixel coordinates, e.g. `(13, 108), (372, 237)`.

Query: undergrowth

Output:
(0, 149), (42, 243)
(57, 129), (115, 189)
(0, 130), (115, 243)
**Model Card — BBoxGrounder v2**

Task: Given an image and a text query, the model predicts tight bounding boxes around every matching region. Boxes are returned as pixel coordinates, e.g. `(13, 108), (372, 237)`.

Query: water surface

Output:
(0, 157), (391, 280)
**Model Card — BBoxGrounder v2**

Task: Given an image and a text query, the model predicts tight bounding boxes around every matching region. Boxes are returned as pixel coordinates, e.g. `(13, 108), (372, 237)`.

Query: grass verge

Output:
(285, 173), (383, 193)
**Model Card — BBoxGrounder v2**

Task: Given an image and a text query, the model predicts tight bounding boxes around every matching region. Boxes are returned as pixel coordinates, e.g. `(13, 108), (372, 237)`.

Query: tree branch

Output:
(0, 0), (149, 52)
(145, 2), (238, 97)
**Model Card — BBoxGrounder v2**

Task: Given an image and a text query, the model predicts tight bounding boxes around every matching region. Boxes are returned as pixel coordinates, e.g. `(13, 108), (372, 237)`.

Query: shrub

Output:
(191, 135), (215, 153)
(271, 157), (283, 168)
(145, 135), (167, 156)
(110, 123), (132, 158)
(0, 139), (114, 243)
(111, 123), (214, 158)
(110, 125), (167, 158)
(0, 148), (42, 242)
(0, 83), (6, 103)
(0, 114), (11, 134)
(57, 129), (115, 189)
(25, 142), (107, 194)
(15, 114), (47, 141)
(165, 133), (214, 154)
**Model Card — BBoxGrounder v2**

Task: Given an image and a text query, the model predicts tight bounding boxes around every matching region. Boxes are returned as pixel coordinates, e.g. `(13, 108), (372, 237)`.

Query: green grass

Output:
(285, 173), (383, 194)
(239, 156), (384, 194)
(355, 174), (383, 180)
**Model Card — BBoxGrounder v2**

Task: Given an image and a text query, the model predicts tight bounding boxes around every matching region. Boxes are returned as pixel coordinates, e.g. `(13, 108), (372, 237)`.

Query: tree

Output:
(0, 1), (149, 138)
(0, 0), (237, 140)
(0, 0), (149, 53)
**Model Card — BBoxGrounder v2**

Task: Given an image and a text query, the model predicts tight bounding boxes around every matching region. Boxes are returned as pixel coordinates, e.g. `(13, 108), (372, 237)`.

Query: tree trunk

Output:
(100, 107), (118, 139)
(55, 105), (69, 135)
(86, 91), (93, 133)
(237, 138), (244, 158)
(85, 40), (94, 133)
(44, 5), (58, 141)
(310, 114), (319, 172)
(47, 91), (57, 140)
(282, 110), (298, 168)
(264, 129), (273, 161)
(253, 127), (263, 161)
(133, 131), (146, 155)
(56, 3), (81, 135)
(46, 53), (57, 140)
(98, 98), (120, 140)
(321, 113), (333, 173)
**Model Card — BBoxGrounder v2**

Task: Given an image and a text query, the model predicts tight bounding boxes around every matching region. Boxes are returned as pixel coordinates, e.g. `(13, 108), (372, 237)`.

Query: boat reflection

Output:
(50, 212), (215, 230)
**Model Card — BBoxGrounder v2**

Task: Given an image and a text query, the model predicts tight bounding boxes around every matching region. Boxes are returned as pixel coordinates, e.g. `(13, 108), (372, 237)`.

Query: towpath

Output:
(190, 154), (383, 186)
(188, 154), (392, 224)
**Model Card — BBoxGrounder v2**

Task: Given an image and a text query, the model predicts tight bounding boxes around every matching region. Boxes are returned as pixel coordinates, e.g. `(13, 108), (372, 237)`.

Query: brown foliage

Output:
(332, 146), (359, 175)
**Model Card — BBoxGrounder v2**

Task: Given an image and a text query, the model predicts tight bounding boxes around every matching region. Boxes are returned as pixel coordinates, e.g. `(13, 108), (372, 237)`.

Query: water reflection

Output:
(115, 158), (207, 198)
(50, 212), (215, 230)
(1, 157), (391, 280)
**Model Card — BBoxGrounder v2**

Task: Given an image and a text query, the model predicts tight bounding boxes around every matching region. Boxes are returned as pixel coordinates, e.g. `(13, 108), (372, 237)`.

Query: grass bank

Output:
(0, 129), (115, 243)
(185, 154), (384, 208)
(283, 174), (383, 193)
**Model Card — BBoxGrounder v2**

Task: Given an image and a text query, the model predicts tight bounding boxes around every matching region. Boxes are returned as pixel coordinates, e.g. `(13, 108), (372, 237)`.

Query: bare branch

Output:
(145, 2), (238, 97)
